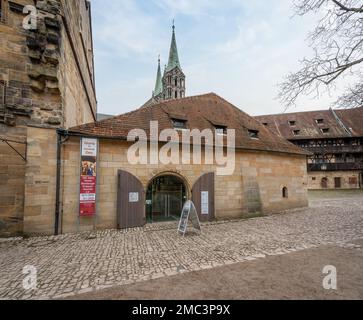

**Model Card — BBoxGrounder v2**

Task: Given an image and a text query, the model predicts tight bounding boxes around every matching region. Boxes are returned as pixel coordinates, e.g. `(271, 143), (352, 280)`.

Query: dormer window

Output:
(289, 121), (296, 127)
(248, 129), (259, 139)
(316, 119), (324, 125)
(262, 123), (268, 126)
(172, 118), (187, 130)
(215, 125), (227, 135)
(293, 130), (301, 136)
(321, 128), (330, 134)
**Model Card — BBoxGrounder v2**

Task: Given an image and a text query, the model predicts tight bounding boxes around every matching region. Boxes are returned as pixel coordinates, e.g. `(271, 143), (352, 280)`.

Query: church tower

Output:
(145, 22), (186, 108)
(161, 23), (186, 100)
(152, 56), (163, 100)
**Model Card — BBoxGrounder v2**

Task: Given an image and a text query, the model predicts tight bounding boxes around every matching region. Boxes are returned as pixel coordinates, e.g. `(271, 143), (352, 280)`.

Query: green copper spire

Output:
(166, 22), (181, 72)
(153, 55), (163, 97)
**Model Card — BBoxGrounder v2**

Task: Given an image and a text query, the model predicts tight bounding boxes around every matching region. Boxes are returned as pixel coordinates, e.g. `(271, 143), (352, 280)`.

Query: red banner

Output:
(79, 138), (98, 217)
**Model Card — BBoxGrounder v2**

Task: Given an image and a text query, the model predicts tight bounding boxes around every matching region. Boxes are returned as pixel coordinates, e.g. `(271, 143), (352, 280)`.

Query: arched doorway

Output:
(146, 174), (188, 223)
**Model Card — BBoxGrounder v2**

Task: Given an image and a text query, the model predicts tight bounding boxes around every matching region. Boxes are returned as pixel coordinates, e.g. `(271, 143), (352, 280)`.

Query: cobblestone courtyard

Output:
(0, 191), (362, 300)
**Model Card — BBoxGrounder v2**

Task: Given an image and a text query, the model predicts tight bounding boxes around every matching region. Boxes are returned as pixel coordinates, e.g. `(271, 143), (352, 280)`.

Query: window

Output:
(321, 128), (330, 134)
(172, 118), (187, 130)
(282, 187), (288, 198)
(293, 130), (301, 136)
(316, 119), (324, 125)
(289, 121), (296, 126)
(334, 177), (342, 189)
(168, 88), (172, 99)
(175, 91), (178, 99)
(215, 126), (227, 135)
(349, 177), (358, 186)
(262, 123), (268, 126)
(175, 78), (178, 86)
(321, 177), (328, 189)
(248, 129), (259, 139)
(312, 177), (316, 181)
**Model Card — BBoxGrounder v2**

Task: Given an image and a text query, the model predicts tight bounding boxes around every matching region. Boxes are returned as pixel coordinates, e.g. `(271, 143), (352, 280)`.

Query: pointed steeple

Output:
(153, 55), (163, 97)
(166, 21), (181, 72)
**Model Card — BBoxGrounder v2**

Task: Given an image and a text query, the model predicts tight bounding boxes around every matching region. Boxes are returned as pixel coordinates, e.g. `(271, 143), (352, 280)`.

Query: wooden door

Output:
(117, 170), (145, 229)
(334, 177), (342, 189)
(192, 172), (215, 222)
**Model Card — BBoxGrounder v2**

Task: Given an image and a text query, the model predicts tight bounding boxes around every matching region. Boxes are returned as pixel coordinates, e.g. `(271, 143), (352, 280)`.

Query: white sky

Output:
(91, 0), (354, 117)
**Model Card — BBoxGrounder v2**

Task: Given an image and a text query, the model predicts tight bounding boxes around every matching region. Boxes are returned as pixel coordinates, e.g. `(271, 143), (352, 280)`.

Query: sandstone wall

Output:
(57, 138), (308, 235)
(23, 127), (57, 235)
(0, 0), (97, 236)
(308, 171), (362, 190)
(59, 0), (96, 128)
(0, 125), (27, 236)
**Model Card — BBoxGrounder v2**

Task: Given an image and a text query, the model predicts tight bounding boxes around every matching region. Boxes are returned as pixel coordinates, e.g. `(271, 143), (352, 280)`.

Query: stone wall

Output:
(308, 171), (362, 190)
(55, 137), (308, 235)
(0, 125), (27, 236)
(59, 0), (96, 128)
(23, 127), (57, 235)
(0, 0), (97, 236)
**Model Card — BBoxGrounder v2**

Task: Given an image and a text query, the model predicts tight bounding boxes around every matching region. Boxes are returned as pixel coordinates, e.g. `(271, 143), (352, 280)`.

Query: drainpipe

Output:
(55, 129), (69, 235)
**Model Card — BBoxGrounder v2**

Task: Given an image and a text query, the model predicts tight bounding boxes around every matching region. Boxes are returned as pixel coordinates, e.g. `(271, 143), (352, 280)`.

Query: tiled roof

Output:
(69, 93), (309, 155)
(255, 107), (363, 140)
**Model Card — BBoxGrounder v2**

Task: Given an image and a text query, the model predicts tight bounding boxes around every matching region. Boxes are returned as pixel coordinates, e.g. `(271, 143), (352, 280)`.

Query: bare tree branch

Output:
(279, 0), (363, 108)
(332, 0), (363, 13)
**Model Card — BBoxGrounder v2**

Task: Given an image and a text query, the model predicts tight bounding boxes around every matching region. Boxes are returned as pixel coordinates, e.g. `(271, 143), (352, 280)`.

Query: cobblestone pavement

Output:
(0, 192), (362, 300)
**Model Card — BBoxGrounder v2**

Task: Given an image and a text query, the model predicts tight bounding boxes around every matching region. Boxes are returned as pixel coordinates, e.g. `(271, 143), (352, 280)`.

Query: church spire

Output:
(166, 21), (181, 72)
(153, 55), (163, 97)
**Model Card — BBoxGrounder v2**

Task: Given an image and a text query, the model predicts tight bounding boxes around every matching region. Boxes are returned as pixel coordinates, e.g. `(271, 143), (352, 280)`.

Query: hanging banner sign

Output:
(79, 138), (98, 217)
(178, 200), (201, 236)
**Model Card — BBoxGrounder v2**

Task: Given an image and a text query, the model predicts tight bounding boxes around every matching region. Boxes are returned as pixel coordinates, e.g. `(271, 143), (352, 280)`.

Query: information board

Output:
(178, 200), (201, 236)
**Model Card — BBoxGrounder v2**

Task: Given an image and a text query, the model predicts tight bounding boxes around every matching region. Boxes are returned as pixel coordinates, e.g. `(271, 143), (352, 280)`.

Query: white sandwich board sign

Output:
(178, 200), (201, 236)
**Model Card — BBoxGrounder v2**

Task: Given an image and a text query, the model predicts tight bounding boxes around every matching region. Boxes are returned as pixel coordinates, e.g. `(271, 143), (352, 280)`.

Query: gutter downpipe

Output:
(55, 128), (69, 236)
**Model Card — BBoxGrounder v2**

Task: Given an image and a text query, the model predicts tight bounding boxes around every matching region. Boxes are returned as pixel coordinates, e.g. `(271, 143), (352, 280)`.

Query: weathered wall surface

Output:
(56, 138), (308, 235)
(59, 0), (96, 128)
(0, 0), (97, 236)
(308, 171), (362, 190)
(0, 125), (27, 236)
(23, 127), (57, 235)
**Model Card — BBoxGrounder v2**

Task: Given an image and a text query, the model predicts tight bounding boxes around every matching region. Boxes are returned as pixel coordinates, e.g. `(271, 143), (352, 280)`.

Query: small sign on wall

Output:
(129, 192), (139, 203)
(201, 191), (209, 215)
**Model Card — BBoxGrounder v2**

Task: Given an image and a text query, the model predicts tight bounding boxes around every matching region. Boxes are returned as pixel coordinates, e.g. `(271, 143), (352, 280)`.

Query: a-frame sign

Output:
(178, 200), (201, 236)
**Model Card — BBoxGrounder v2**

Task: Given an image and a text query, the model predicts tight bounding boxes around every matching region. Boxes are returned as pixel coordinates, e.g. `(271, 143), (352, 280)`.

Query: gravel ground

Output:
(0, 190), (362, 300)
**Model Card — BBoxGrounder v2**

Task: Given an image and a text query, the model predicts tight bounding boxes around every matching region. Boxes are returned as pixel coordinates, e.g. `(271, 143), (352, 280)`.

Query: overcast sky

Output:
(91, 0), (352, 116)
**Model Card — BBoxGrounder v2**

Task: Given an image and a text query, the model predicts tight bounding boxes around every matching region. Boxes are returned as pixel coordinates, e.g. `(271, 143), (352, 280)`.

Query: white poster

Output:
(201, 191), (209, 215)
(129, 192), (139, 203)
(81, 138), (98, 157)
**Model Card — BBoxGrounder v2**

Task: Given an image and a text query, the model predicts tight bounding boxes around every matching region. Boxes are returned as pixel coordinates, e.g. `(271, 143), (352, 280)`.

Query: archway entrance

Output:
(146, 175), (187, 223)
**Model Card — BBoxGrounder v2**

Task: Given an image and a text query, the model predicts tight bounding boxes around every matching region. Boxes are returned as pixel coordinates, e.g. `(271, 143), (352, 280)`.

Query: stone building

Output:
(1, 4), (310, 237)
(255, 107), (363, 190)
(53, 93), (309, 235)
(0, 0), (96, 237)
(142, 23), (186, 108)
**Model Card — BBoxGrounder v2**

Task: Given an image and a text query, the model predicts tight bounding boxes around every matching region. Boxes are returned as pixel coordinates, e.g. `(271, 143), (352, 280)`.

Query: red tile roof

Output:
(69, 93), (309, 155)
(255, 107), (363, 140)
